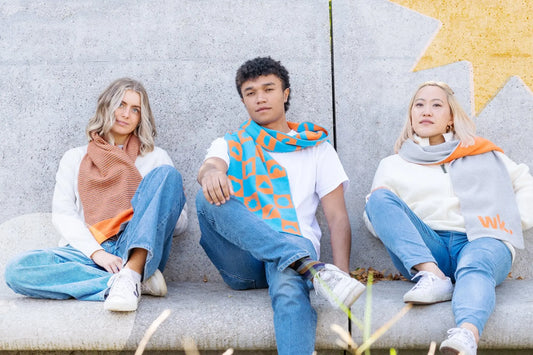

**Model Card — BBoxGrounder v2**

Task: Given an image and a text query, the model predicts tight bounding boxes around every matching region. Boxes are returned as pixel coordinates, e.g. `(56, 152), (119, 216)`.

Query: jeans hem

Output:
(278, 252), (311, 272)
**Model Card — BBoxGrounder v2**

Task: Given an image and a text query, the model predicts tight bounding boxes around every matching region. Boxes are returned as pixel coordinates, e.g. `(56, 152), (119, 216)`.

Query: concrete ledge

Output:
(0, 214), (347, 353)
(0, 282), (347, 353)
(350, 280), (533, 352)
(2, 214), (533, 353)
(1, 280), (532, 353)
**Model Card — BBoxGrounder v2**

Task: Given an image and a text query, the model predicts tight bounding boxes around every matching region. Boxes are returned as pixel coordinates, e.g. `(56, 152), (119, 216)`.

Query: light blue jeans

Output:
(5, 165), (185, 301)
(365, 189), (512, 335)
(196, 190), (317, 355)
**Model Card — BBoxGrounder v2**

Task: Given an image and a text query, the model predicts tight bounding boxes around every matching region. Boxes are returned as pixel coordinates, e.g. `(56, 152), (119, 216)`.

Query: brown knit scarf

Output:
(78, 132), (142, 243)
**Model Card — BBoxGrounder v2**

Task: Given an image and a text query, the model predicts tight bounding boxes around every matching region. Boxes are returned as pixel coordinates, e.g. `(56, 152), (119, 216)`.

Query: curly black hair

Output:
(235, 56), (291, 112)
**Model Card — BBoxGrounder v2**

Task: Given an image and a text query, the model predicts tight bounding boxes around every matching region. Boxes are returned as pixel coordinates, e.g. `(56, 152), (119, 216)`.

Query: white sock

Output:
(120, 267), (142, 283)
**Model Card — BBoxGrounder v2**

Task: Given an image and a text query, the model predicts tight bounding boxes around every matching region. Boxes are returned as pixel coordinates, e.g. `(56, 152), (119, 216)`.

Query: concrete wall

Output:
(0, 0), (332, 282)
(1, 0), (532, 281)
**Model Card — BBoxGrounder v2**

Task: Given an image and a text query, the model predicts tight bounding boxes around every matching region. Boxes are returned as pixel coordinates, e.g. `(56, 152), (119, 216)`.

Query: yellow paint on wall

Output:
(390, 0), (533, 115)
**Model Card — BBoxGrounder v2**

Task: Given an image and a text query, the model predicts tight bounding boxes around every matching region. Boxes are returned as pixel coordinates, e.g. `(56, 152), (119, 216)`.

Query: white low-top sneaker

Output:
(440, 327), (478, 355)
(313, 264), (366, 309)
(104, 272), (141, 312)
(141, 269), (167, 296)
(403, 270), (453, 304)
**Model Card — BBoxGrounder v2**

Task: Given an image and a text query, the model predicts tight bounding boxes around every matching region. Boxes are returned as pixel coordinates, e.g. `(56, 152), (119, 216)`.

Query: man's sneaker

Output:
(440, 327), (477, 355)
(403, 270), (453, 304)
(313, 264), (366, 308)
(141, 269), (167, 296)
(104, 272), (141, 312)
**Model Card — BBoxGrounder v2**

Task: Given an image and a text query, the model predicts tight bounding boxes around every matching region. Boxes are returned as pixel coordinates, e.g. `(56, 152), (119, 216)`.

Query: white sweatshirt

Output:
(365, 136), (533, 258)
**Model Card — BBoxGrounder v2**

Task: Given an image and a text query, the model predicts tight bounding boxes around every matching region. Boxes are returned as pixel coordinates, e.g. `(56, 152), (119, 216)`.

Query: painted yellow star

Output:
(391, 0), (533, 114)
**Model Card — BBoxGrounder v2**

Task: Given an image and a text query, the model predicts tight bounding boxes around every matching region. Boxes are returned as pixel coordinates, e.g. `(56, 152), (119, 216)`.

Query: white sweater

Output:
(52, 145), (188, 258)
(365, 137), (533, 257)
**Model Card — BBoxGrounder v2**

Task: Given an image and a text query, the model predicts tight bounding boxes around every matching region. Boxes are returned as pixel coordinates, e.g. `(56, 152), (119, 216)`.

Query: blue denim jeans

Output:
(5, 165), (185, 301)
(196, 190), (317, 355)
(365, 189), (512, 334)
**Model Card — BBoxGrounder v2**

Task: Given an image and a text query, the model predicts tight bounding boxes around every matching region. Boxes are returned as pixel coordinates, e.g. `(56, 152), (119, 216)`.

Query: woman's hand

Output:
(91, 250), (123, 274)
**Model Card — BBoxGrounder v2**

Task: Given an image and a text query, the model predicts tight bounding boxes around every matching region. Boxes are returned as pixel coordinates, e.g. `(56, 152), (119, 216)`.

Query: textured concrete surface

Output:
(0, 282), (348, 352)
(351, 280), (533, 352)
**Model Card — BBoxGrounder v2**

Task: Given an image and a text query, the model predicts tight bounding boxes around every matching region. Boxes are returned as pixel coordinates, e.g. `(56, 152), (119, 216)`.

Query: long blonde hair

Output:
(394, 81), (476, 153)
(86, 78), (156, 155)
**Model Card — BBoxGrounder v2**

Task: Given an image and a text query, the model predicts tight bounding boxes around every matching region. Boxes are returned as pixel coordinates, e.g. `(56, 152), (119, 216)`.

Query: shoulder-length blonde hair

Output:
(394, 81), (476, 153)
(86, 78), (156, 155)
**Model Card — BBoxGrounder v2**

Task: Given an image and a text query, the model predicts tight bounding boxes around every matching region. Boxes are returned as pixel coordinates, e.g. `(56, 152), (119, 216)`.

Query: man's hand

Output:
(197, 158), (234, 205)
(91, 250), (123, 274)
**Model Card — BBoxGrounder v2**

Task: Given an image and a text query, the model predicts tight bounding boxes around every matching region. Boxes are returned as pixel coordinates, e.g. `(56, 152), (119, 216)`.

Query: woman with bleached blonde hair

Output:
(5, 78), (187, 312)
(364, 81), (533, 355)
(86, 77), (156, 155)
(394, 81), (476, 153)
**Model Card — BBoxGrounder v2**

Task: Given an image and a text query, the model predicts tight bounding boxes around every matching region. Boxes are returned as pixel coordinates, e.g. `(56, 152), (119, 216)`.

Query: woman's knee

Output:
(365, 188), (398, 214)
(147, 165), (183, 188)
(456, 238), (511, 283)
(4, 257), (21, 288)
(4, 250), (40, 289)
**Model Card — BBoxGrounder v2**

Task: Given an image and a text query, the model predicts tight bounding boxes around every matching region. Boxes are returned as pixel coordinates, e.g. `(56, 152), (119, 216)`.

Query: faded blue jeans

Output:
(5, 165), (185, 301)
(365, 188), (512, 335)
(196, 190), (317, 355)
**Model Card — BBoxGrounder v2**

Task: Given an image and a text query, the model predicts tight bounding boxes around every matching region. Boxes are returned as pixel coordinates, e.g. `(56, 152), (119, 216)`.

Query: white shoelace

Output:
(108, 273), (139, 297)
(410, 271), (439, 290)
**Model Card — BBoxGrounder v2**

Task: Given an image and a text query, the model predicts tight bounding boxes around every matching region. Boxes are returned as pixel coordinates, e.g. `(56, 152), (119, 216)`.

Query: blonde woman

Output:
(364, 81), (533, 355)
(5, 78), (187, 312)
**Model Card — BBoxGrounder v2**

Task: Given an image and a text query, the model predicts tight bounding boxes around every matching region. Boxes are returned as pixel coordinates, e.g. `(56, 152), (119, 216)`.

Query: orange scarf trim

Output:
(438, 137), (503, 164)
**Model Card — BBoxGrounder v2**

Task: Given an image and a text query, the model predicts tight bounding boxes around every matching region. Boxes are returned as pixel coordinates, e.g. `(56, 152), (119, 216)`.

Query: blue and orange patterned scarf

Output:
(225, 119), (328, 236)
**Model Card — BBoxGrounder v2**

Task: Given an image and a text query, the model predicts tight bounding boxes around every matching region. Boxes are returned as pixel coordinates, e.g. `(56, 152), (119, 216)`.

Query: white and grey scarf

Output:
(399, 137), (524, 249)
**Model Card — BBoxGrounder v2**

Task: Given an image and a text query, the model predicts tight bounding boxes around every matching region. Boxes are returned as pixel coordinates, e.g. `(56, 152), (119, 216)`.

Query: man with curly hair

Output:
(196, 57), (364, 354)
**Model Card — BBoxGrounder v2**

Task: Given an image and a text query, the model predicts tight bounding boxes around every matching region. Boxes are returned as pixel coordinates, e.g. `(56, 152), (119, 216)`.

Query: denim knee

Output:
(195, 189), (222, 220)
(4, 251), (36, 293)
(195, 189), (208, 212)
(456, 238), (511, 285)
(147, 164), (183, 190)
(366, 188), (397, 213)
(4, 256), (21, 290)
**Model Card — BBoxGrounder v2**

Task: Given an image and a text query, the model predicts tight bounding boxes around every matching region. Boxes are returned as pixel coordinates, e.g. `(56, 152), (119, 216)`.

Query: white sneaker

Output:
(104, 272), (141, 312)
(440, 327), (477, 355)
(403, 270), (453, 304)
(313, 264), (366, 308)
(141, 269), (167, 296)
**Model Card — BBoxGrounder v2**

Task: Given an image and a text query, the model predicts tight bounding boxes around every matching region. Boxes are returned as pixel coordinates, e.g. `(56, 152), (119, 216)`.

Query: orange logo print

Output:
(477, 214), (513, 235)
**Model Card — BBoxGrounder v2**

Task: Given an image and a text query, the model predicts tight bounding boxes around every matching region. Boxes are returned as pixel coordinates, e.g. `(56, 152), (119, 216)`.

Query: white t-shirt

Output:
(205, 134), (349, 257)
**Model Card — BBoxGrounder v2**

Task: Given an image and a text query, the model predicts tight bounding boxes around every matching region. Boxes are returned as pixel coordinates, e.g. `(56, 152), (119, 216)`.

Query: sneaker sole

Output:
(439, 346), (461, 355)
(104, 299), (139, 312)
(343, 282), (366, 308)
(403, 294), (453, 305)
